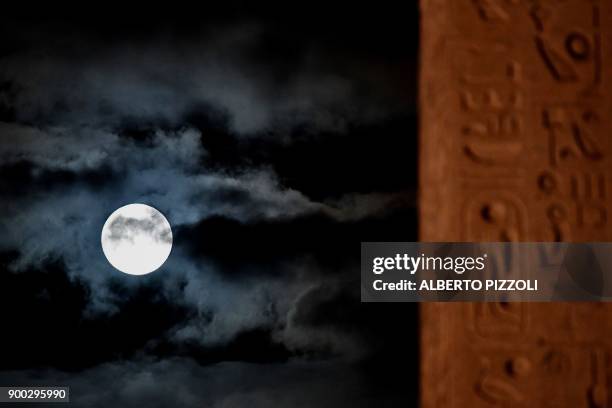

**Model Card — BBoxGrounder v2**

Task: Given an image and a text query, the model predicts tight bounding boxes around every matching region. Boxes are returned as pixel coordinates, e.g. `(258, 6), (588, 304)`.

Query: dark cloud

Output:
(0, 357), (414, 408)
(0, 252), (418, 375)
(0, 19), (412, 137)
(177, 208), (416, 277)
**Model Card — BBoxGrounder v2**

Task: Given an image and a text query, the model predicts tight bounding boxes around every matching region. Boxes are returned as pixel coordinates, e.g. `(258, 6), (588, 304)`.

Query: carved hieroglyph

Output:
(419, 1), (611, 406)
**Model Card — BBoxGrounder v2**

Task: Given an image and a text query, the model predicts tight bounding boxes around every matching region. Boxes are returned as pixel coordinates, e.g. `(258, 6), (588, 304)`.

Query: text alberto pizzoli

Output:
(371, 254), (538, 292)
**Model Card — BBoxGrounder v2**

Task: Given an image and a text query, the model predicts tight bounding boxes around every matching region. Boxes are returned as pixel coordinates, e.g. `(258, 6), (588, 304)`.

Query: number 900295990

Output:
(2, 387), (69, 402)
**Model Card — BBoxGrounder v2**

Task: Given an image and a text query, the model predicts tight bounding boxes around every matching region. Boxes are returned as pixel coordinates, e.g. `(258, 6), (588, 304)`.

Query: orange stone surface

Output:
(419, 0), (612, 406)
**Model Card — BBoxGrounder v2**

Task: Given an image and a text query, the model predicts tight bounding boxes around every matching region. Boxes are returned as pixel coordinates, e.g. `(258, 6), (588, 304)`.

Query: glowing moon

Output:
(101, 203), (172, 275)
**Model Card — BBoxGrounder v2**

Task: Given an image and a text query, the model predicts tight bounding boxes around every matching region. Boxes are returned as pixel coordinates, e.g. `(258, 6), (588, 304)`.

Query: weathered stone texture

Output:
(420, 0), (612, 406)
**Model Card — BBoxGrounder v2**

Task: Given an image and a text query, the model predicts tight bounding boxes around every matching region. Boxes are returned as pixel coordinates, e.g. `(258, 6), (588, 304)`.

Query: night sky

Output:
(0, 2), (419, 407)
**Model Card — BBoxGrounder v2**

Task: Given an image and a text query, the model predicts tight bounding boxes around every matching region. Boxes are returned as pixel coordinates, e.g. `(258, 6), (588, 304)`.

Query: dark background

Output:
(0, 2), (420, 406)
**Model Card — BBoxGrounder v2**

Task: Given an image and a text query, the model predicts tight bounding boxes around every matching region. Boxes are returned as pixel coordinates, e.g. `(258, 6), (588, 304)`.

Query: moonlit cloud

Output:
(0, 121), (405, 352)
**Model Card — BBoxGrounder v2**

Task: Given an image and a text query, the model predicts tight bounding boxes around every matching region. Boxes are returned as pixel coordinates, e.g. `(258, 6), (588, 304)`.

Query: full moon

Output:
(101, 203), (173, 276)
